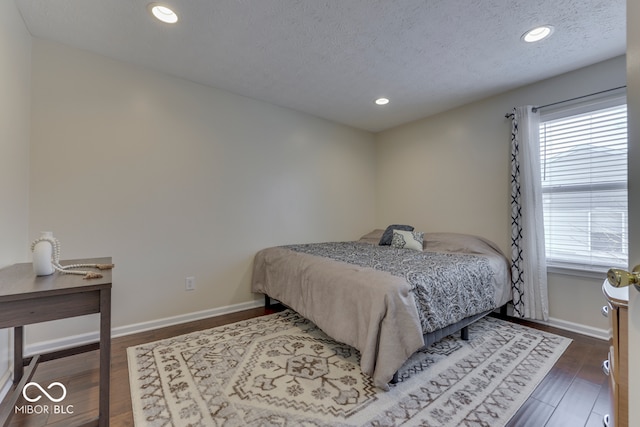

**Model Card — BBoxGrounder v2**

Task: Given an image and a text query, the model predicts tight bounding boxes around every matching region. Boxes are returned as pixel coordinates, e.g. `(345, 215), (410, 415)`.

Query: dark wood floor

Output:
(1, 306), (610, 427)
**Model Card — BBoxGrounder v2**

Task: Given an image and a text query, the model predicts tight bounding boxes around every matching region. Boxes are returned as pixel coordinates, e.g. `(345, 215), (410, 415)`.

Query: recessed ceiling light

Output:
(148, 3), (178, 24)
(522, 25), (554, 43)
(375, 98), (390, 106)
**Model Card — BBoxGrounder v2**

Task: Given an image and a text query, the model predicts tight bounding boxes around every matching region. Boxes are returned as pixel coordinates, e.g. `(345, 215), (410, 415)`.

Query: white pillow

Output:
(391, 230), (424, 251)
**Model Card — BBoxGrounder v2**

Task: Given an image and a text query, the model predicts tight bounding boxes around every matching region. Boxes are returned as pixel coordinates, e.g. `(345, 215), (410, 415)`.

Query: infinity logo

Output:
(22, 382), (67, 403)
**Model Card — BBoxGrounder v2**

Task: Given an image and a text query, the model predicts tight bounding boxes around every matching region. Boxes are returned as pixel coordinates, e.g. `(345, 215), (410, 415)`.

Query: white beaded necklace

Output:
(30, 236), (114, 279)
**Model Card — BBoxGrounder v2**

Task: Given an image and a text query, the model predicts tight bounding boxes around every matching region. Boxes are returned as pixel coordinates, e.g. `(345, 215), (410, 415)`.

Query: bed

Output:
(251, 228), (512, 390)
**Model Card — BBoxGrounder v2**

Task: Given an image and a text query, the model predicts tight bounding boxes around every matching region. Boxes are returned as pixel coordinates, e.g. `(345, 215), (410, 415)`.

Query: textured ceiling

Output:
(15, 0), (626, 132)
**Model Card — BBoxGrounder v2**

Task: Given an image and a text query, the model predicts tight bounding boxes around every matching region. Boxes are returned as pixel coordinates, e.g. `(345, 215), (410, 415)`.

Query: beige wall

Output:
(0, 0), (31, 388)
(26, 39), (376, 344)
(7, 22), (627, 351)
(375, 56), (626, 334)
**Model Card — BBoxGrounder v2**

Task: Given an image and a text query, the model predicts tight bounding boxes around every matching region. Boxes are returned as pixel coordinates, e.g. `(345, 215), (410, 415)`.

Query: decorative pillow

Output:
(391, 230), (424, 251)
(378, 224), (414, 245)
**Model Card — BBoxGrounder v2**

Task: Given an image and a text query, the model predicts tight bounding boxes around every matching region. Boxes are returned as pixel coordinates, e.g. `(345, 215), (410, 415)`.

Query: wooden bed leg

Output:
(265, 294), (271, 309)
(461, 326), (469, 341)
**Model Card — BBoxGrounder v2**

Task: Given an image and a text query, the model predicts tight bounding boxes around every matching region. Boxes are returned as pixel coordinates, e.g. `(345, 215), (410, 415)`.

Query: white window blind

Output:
(539, 97), (628, 272)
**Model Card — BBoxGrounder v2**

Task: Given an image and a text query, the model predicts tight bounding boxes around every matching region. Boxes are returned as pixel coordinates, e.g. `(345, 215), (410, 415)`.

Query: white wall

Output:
(375, 56), (626, 334)
(0, 0), (31, 392)
(0, 0), (31, 268)
(26, 39), (376, 345)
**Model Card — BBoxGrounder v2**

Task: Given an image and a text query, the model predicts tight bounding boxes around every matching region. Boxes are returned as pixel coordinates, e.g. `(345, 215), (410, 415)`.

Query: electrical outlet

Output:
(185, 276), (196, 291)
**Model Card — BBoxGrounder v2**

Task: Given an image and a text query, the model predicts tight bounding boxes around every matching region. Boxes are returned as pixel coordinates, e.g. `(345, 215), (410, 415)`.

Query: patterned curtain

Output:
(510, 106), (549, 321)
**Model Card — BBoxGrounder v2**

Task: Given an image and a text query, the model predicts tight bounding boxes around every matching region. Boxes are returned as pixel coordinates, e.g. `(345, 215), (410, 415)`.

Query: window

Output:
(539, 96), (628, 273)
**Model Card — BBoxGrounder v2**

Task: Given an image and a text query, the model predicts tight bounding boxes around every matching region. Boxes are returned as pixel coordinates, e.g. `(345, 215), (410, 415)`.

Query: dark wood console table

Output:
(0, 257), (112, 427)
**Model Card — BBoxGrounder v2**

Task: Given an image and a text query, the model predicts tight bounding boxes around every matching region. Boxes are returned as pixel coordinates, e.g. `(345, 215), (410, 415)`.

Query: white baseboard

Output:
(3, 303), (607, 405)
(21, 302), (610, 356)
(24, 299), (264, 357)
(529, 316), (608, 341)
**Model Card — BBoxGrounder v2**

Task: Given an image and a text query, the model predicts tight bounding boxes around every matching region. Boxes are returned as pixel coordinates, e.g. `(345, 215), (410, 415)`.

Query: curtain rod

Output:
(504, 85), (627, 118)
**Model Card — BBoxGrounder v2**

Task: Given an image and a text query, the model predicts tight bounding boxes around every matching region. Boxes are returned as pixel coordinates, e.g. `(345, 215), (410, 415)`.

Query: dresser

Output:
(602, 280), (629, 427)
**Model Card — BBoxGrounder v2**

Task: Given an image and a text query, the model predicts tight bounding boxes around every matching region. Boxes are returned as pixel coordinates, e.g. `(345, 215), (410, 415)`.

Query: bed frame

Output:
(264, 294), (509, 384)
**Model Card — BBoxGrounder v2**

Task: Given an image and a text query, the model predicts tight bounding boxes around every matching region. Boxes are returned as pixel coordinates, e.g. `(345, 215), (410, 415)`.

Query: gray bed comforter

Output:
(251, 230), (511, 390)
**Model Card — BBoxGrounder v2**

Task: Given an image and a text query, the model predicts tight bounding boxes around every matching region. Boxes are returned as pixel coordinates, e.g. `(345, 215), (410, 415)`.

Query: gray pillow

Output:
(379, 224), (414, 245)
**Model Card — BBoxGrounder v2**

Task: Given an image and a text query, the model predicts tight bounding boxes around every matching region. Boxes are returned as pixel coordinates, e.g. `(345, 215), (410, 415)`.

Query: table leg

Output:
(98, 288), (111, 427)
(13, 326), (23, 383)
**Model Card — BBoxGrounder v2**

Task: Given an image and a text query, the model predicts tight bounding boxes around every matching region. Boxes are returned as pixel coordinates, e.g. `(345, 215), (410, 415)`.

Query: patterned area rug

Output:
(127, 310), (571, 426)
